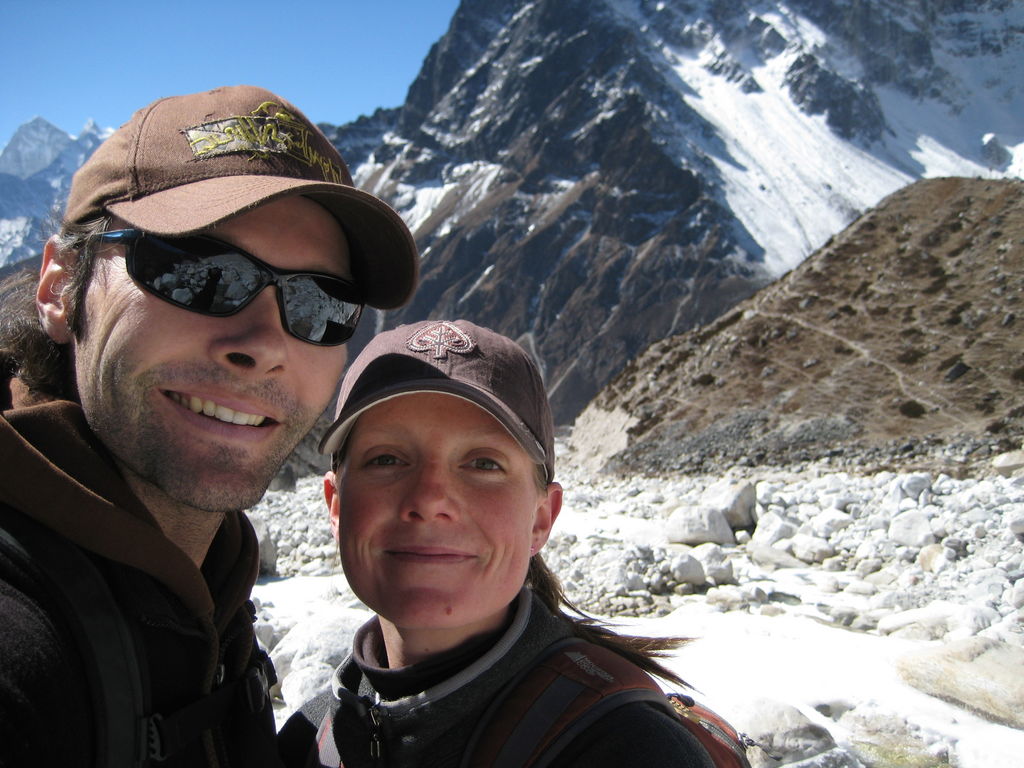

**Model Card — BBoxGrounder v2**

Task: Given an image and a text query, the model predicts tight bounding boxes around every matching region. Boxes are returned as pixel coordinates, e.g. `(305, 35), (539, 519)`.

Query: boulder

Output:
(992, 450), (1024, 477)
(723, 697), (851, 768)
(270, 609), (366, 707)
(790, 534), (835, 564)
(700, 479), (756, 528)
(747, 543), (805, 570)
(888, 511), (935, 548)
(750, 512), (798, 547)
(840, 706), (952, 768)
(809, 508), (853, 538)
(896, 637), (1024, 729)
(669, 553), (707, 585)
(666, 505), (736, 545)
(691, 543), (735, 585)
(247, 512), (278, 576)
(916, 543), (948, 574)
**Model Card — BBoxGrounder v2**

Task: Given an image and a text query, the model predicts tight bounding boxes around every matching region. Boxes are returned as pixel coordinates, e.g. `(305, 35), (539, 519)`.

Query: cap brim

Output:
(106, 175), (418, 309)
(318, 384), (548, 468)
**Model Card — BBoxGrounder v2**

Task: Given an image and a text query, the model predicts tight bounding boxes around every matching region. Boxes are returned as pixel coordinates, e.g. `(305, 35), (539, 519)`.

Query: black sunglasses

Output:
(94, 229), (363, 346)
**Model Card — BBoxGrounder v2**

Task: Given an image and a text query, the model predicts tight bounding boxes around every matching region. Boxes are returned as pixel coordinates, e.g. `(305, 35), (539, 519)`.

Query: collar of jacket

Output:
(0, 399), (259, 623)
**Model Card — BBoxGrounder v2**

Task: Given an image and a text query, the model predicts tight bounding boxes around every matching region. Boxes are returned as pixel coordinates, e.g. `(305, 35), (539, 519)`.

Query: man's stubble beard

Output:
(84, 361), (318, 515)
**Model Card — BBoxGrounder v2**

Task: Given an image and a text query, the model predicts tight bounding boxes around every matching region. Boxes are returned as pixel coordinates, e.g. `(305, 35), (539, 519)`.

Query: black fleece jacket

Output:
(278, 590), (715, 768)
(0, 398), (279, 768)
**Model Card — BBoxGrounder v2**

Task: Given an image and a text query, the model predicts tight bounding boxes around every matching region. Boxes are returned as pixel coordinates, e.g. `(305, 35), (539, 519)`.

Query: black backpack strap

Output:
(143, 647), (276, 761)
(0, 508), (149, 767)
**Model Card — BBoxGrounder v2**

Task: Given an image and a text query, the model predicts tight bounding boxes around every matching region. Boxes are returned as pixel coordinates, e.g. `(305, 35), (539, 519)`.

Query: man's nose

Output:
(208, 287), (290, 374)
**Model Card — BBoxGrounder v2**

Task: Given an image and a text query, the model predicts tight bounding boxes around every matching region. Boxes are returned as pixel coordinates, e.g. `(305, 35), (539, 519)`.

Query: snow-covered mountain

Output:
(0, 118), (108, 266)
(1, 0), (1020, 421)
(317, 0), (1023, 421)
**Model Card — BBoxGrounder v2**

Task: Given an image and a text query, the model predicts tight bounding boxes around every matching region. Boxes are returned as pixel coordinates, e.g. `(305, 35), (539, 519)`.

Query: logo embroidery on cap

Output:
(184, 101), (344, 183)
(407, 322), (475, 360)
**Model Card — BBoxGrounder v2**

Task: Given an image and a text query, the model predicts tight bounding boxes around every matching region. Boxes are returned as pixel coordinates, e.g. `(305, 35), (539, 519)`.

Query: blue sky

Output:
(1, 0), (462, 147)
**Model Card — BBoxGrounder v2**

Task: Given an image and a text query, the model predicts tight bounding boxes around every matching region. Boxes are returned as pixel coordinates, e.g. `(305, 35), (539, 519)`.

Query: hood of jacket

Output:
(0, 397), (259, 625)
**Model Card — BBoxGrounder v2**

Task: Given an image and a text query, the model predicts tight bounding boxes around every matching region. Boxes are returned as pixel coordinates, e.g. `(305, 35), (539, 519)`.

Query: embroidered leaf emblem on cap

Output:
(407, 321), (476, 359)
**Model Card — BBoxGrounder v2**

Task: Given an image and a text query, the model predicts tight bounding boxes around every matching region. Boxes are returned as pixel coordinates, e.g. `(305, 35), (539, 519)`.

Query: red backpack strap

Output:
(461, 638), (675, 768)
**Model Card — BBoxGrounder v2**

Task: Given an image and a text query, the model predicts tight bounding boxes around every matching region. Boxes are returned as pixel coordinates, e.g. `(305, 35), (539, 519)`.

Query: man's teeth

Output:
(169, 392), (266, 426)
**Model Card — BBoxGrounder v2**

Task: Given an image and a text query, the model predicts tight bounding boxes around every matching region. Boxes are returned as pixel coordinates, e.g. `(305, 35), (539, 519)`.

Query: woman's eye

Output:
(367, 453), (401, 467)
(468, 457), (502, 471)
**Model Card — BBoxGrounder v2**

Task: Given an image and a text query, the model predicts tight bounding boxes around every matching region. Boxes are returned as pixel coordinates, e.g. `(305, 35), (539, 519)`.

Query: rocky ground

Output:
(251, 440), (1024, 645)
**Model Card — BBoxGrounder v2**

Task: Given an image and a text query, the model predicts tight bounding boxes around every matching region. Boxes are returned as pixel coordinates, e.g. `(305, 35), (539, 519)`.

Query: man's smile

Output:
(165, 391), (269, 427)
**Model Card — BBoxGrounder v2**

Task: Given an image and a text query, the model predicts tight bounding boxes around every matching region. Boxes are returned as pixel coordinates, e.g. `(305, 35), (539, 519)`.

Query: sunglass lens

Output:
(131, 238), (267, 316)
(281, 276), (362, 344)
(124, 232), (362, 345)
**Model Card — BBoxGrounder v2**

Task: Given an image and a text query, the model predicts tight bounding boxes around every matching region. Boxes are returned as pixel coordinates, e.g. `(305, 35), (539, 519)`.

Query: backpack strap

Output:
(142, 647), (276, 761)
(462, 637), (673, 768)
(0, 507), (149, 767)
(462, 637), (755, 768)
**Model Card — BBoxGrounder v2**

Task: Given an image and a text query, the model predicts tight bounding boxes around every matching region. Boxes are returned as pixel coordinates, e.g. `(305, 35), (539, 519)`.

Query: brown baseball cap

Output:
(319, 319), (555, 482)
(64, 85), (417, 308)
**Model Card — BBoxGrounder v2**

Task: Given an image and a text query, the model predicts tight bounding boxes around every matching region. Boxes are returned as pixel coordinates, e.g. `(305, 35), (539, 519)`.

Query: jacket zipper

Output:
(368, 700), (386, 762)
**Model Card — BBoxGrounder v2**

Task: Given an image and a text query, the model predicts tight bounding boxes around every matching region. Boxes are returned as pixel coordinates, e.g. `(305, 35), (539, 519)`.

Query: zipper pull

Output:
(368, 705), (384, 760)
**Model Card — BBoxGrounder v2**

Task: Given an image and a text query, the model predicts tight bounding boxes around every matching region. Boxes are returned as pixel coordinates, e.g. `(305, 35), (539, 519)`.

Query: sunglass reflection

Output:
(95, 229), (363, 346)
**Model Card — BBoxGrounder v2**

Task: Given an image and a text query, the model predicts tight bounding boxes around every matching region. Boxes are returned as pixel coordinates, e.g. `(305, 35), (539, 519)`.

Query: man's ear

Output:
(36, 237), (76, 344)
(325, 470), (341, 542)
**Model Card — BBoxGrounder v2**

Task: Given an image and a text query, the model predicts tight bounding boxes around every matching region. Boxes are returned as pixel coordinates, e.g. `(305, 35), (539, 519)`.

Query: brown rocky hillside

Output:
(572, 177), (1024, 476)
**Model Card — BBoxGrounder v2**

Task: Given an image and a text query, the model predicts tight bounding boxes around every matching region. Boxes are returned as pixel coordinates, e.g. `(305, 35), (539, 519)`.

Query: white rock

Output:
(704, 585), (745, 611)
(755, 480), (782, 507)
(700, 479), (756, 528)
(750, 511), (797, 547)
(270, 609), (365, 701)
(888, 511), (936, 548)
(844, 580), (878, 596)
(917, 543), (948, 574)
(790, 533), (835, 564)
(993, 450), (1024, 477)
(669, 553), (706, 585)
(666, 505), (736, 545)
(280, 662), (334, 714)
(247, 512), (278, 576)
(1010, 580), (1024, 610)
(900, 472), (933, 500)
(877, 599), (999, 641)
(896, 637), (1024, 728)
(809, 508), (853, 538)
(877, 601), (960, 637)
(691, 542), (735, 585)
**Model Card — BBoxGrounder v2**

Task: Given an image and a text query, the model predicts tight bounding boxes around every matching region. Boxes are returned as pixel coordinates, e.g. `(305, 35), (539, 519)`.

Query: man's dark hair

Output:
(0, 216), (109, 400)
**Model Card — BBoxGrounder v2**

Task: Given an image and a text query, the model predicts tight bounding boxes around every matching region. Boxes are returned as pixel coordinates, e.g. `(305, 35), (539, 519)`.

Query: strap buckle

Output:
(144, 713), (168, 762)
(242, 662), (271, 713)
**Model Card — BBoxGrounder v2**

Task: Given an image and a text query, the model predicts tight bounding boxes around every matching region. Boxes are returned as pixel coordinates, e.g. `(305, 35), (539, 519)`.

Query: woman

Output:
(278, 319), (715, 768)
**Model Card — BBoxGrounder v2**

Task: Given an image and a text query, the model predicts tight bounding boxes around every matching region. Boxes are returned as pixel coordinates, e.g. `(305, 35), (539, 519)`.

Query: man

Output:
(0, 85), (418, 767)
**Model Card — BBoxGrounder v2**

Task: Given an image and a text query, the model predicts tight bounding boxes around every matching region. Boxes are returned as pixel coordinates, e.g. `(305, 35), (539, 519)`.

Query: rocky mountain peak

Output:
(0, 117), (71, 179)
